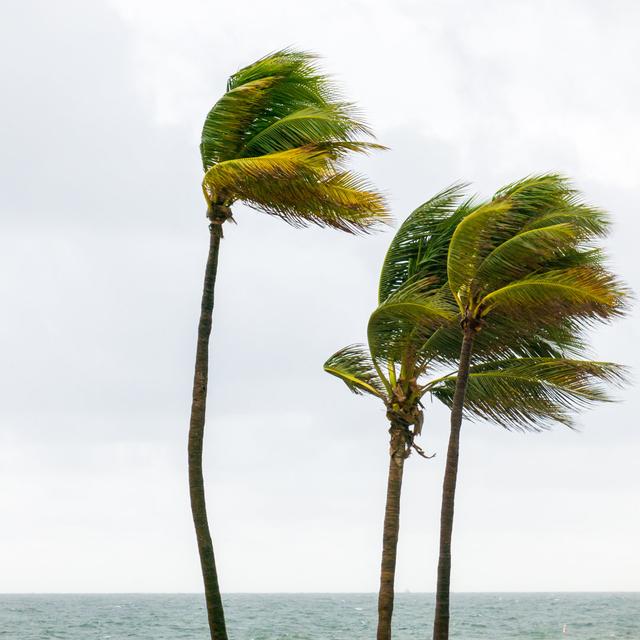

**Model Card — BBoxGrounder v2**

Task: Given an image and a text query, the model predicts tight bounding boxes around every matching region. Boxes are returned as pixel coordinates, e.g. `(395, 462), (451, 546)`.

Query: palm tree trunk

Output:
(377, 425), (407, 640)
(188, 219), (228, 640)
(432, 326), (475, 640)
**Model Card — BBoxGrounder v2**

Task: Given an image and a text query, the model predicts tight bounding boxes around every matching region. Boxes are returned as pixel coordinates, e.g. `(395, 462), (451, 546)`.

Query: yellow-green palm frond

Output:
(203, 145), (333, 195)
(208, 164), (388, 232)
(482, 266), (628, 327)
(199, 48), (388, 231)
(427, 358), (628, 431)
(323, 344), (388, 399)
(203, 141), (385, 195)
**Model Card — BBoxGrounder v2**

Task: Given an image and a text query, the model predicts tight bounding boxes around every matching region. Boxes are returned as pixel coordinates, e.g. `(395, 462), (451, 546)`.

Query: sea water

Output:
(0, 593), (638, 639)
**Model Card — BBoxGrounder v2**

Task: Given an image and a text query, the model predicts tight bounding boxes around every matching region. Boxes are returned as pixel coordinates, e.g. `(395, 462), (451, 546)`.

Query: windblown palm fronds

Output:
(200, 48), (389, 232)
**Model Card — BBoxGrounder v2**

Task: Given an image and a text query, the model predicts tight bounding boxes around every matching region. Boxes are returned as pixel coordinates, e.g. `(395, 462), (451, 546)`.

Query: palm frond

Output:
(240, 104), (377, 157)
(203, 145), (331, 195)
(482, 266), (628, 327)
(427, 358), (627, 431)
(204, 48), (371, 166)
(473, 223), (581, 293)
(446, 198), (521, 309)
(521, 203), (610, 239)
(415, 314), (586, 371)
(201, 76), (278, 169)
(229, 169), (390, 233)
(227, 48), (332, 101)
(201, 49), (338, 167)
(494, 173), (575, 215)
(378, 184), (470, 304)
(367, 279), (455, 363)
(447, 173), (614, 309)
(324, 344), (388, 398)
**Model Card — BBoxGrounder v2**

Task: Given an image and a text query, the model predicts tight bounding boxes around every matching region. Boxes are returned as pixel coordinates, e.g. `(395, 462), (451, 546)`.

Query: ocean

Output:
(1, 593), (637, 639)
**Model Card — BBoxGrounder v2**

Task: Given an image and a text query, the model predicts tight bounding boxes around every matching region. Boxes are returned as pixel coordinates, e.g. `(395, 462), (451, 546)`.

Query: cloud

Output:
(0, 0), (638, 593)
(0, 0), (198, 227)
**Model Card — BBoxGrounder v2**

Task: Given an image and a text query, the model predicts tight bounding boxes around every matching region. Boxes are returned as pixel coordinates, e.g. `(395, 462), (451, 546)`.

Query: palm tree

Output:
(324, 182), (626, 640)
(189, 49), (389, 640)
(430, 175), (629, 640)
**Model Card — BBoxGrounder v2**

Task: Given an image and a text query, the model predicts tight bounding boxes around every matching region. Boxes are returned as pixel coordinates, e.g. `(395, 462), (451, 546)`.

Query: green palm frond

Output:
(378, 185), (472, 304)
(415, 314), (587, 371)
(446, 198), (520, 308)
(240, 104), (377, 157)
(200, 76), (280, 169)
(324, 344), (388, 398)
(472, 200), (610, 296)
(367, 279), (455, 363)
(494, 173), (575, 215)
(427, 358), (627, 431)
(227, 49), (333, 101)
(473, 223), (580, 293)
(521, 203), (610, 238)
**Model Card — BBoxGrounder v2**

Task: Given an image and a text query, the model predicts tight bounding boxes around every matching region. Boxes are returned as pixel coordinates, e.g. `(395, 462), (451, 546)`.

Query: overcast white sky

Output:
(1, 0), (639, 594)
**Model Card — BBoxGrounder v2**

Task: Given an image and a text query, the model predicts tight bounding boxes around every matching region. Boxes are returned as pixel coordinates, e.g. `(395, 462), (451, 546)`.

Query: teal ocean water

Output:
(1, 593), (638, 639)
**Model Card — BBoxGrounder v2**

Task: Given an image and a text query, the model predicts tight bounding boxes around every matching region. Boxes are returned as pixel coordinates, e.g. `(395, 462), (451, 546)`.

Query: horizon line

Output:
(2, 590), (639, 595)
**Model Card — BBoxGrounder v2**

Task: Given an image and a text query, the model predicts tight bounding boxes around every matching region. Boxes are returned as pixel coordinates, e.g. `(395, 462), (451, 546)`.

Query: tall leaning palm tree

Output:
(324, 183), (626, 640)
(431, 175), (629, 640)
(189, 49), (389, 640)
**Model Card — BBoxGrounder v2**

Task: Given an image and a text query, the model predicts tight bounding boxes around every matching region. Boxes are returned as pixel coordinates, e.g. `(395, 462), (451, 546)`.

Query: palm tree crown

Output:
(325, 178), (626, 436)
(446, 174), (626, 338)
(200, 48), (389, 232)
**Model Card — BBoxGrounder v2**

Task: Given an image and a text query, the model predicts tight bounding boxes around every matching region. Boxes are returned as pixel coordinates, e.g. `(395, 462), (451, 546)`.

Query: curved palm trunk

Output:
(432, 327), (475, 640)
(377, 426), (407, 640)
(188, 220), (228, 640)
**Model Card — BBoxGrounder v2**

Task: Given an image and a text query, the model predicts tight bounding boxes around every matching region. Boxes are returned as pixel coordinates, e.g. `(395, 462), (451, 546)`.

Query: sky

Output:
(1, 0), (639, 593)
